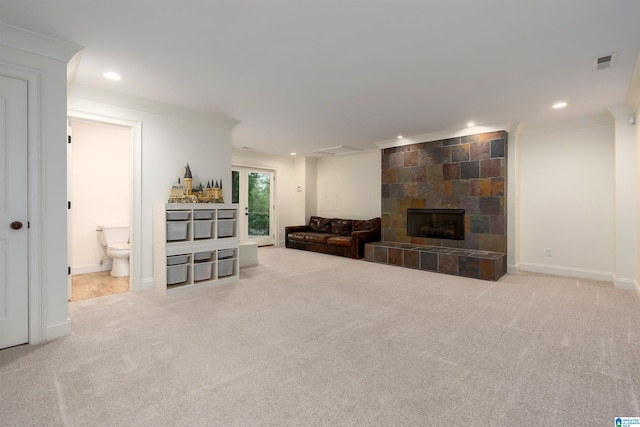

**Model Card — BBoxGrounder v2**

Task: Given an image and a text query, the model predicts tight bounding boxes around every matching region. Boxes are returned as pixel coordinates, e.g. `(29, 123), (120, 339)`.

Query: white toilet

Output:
(97, 223), (130, 277)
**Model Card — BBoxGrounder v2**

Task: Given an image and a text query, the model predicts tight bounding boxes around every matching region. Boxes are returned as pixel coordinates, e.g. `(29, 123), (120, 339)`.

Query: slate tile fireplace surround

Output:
(368, 130), (508, 280)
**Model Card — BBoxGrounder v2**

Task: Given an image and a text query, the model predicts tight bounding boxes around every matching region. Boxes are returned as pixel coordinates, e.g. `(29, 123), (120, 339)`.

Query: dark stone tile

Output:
(382, 154), (391, 170)
(403, 183), (419, 198)
(452, 144), (470, 162)
(463, 233), (480, 250)
(459, 256), (480, 279)
(420, 251), (438, 271)
(490, 177), (504, 196)
(381, 214), (392, 228)
(373, 246), (388, 263)
(438, 254), (458, 275)
(444, 240), (465, 249)
(404, 250), (420, 269)
(443, 181), (451, 196)
(389, 183), (405, 198)
(460, 197), (479, 215)
(496, 254), (507, 280)
(410, 142), (426, 151)
(479, 258), (496, 280)
(490, 216), (506, 235)
(382, 168), (397, 184)
(424, 194), (443, 208)
(418, 150), (432, 166)
(470, 215), (490, 233)
(443, 137), (461, 146)
(425, 165), (444, 181)
(410, 236), (427, 246)
(443, 163), (461, 180)
(388, 152), (404, 168)
(490, 139), (505, 158)
(396, 167), (412, 182)
(433, 146), (452, 164)
(381, 198), (398, 214)
(470, 141), (490, 161)
(397, 145), (411, 152)
(470, 178), (491, 196)
(479, 131), (506, 142)
(460, 161), (480, 179)
(461, 134), (480, 144)
(389, 248), (404, 266)
(381, 184), (390, 198)
(442, 196), (460, 209)
(410, 166), (426, 182)
(479, 234), (507, 253)
(383, 147), (397, 155)
(480, 159), (502, 178)
(404, 151), (419, 167)
(451, 180), (470, 197)
(382, 228), (397, 242)
(364, 244), (375, 262)
(479, 197), (501, 215)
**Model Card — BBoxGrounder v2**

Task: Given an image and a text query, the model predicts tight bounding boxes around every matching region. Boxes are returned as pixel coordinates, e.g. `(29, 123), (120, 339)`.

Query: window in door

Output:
(232, 168), (275, 246)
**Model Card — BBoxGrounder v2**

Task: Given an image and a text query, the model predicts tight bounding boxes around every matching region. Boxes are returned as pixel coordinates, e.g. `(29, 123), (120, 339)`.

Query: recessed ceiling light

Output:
(552, 102), (567, 109)
(290, 152), (296, 156)
(467, 122), (475, 127)
(103, 71), (121, 81)
(397, 135), (403, 139)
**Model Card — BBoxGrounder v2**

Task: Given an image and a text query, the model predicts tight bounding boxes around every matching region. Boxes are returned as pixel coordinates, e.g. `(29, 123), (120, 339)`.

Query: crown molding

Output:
(0, 21), (82, 62)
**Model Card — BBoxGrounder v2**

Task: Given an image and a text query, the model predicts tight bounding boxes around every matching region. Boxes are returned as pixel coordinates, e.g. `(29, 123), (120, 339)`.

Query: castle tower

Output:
(184, 163), (193, 195)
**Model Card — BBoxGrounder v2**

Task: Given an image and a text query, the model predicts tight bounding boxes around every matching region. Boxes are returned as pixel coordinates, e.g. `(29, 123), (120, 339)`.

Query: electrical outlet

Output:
(545, 248), (552, 257)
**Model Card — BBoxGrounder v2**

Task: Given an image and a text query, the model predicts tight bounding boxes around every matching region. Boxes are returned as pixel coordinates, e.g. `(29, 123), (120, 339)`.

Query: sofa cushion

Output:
(288, 232), (308, 242)
(330, 218), (353, 236)
(309, 216), (332, 232)
(303, 232), (339, 244)
(353, 217), (380, 232)
(327, 236), (353, 247)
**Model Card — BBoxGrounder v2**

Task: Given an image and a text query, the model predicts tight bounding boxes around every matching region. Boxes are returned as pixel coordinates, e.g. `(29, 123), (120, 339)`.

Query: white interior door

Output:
(0, 75), (29, 349)
(232, 168), (275, 246)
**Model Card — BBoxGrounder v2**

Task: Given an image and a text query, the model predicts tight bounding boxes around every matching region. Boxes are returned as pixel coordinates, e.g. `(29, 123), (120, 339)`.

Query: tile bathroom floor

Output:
(71, 271), (129, 302)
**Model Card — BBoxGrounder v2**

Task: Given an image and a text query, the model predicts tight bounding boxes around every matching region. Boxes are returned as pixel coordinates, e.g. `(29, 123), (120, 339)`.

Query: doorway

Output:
(232, 168), (276, 246)
(67, 117), (132, 301)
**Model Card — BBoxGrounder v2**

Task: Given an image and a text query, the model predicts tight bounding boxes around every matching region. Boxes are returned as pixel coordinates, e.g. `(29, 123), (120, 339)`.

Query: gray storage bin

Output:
(194, 261), (214, 281)
(167, 264), (189, 285)
(218, 219), (235, 237)
(166, 211), (190, 221)
(217, 210), (235, 219)
(193, 210), (213, 220)
(194, 220), (213, 239)
(218, 259), (235, 277)
(167, 222), (188, 241)
(167, 254), (189, 266)
(194, 250), (214, 261)
(218, 248), (235, 259)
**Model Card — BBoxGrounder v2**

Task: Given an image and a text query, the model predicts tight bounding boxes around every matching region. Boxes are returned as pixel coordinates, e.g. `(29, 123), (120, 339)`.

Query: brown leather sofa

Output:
(285, 216), (381, 259)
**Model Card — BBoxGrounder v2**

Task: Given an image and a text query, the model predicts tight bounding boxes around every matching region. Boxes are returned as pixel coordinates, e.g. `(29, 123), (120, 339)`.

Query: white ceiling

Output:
(1, 0), (639, 156)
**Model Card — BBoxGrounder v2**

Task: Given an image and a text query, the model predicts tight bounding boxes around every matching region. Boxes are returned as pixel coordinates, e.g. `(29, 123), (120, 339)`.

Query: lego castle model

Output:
(168, 163), (224, 203)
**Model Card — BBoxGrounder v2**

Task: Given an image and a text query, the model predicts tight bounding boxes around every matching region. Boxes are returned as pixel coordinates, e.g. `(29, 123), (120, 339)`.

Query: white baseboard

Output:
(507, 263), (519, 274)
(71, 263), (112, 275)
(614, 277), (637, 291)
(518, 262), (614, 282)
(46, 318), (71, 341)
(140, 278), (154, 291)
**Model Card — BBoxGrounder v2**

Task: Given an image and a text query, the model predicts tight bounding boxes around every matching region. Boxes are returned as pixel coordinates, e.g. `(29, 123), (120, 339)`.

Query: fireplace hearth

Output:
(407, 209), (465, 240)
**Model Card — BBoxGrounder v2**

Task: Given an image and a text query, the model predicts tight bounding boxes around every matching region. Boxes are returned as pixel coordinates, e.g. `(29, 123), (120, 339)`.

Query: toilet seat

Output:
(107, 243), (130, 254)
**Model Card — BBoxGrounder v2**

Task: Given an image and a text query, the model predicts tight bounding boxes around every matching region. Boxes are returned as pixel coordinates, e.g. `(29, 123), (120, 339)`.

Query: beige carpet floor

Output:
(1, 247), (639, 426)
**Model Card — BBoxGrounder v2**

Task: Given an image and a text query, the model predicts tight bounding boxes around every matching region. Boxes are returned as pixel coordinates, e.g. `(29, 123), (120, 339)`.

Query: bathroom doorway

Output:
(67, 117), (132, 301)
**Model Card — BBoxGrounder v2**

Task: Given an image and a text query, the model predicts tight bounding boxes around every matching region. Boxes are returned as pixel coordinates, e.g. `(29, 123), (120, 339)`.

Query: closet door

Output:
(0, 75), (29, 349)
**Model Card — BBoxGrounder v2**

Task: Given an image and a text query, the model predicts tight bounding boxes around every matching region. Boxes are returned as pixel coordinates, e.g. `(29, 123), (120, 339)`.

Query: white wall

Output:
(316, 149), (381, 220)
(232, 149), (296, 246)
(68, 84), (236, 289)
(518, 121), (615, 280)
(69, 118), (130, 274)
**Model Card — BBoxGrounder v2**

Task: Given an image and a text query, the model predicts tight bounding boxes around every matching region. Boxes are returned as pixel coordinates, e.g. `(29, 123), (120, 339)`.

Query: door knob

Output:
(10, 221), (23, 230)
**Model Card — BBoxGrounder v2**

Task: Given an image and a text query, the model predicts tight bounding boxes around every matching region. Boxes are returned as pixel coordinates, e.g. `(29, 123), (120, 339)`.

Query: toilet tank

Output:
(97, 223), (130, 246)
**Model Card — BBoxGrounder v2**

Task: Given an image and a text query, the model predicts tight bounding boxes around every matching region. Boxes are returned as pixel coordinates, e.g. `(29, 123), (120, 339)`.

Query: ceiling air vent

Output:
(313, 145), (362, 156)
(593, 53), (616, 71)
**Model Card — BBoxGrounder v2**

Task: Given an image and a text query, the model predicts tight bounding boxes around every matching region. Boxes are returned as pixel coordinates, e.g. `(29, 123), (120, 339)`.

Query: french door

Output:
(232, 168), (275, 246)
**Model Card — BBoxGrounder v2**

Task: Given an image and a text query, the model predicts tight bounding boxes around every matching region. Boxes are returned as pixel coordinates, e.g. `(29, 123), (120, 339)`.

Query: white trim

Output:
(0, 22), (82, 63)
(614, 277), (636, 291)
(507, 263), (519, 274)
(375, 122), (513, 150)
(140, 278), (154, 291)
(46, 319), (71, 341)
(67, 110), (143, 293)
(71, 263), (113, 275)
(69, 84), (239, 130)
(519, 262), (614, 282)
(635, 280), (640, 299)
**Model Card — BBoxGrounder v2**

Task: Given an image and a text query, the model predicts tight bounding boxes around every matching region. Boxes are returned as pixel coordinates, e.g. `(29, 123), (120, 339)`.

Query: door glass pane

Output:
(231, 170), (239, 204)
(248, 172), (270, 238)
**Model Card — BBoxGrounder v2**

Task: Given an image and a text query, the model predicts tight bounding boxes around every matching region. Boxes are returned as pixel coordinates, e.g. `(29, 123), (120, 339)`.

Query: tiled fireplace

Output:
(365, 130), (508, 280)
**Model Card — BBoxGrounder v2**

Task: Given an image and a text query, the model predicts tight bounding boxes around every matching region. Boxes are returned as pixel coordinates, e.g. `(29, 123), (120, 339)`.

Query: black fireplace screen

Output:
(407, 208), (465, 240)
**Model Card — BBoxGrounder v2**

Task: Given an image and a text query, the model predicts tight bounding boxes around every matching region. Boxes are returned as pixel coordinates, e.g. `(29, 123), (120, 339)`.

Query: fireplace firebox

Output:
(407, 208), (465, 240)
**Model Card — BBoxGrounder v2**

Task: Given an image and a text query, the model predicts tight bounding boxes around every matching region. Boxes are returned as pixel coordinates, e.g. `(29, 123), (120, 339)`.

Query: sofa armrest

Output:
(351, 229), (381, 258)
(285, 225), (312, 248)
